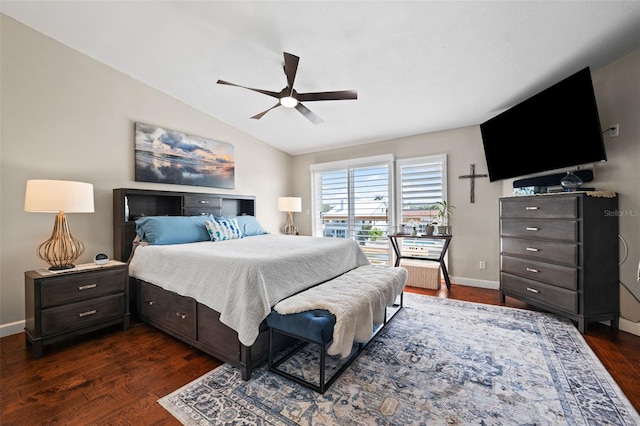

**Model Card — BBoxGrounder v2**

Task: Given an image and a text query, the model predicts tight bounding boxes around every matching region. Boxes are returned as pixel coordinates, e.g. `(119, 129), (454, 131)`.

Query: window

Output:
(311, 154), (447, 265)
(311, 155), (393, 265)
(396, 154), (447, 259)
(396, 155), (447, 229)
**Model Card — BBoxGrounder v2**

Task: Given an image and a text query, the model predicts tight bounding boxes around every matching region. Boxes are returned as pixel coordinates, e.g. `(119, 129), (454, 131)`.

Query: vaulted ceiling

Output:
(3, 1), (640, 155)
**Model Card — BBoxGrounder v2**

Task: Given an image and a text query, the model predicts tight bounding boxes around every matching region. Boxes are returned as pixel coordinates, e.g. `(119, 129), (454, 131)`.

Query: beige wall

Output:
(0, 15), (292, 332)
(292, 49), (640, 333)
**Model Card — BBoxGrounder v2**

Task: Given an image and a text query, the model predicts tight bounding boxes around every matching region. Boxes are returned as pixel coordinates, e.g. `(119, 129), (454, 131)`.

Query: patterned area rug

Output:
(158, 293), (639, 425)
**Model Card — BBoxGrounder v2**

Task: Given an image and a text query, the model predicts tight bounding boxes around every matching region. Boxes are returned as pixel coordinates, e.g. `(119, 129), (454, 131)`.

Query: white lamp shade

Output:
(278, 196), (302, 213)
(24, 180), (95, 213)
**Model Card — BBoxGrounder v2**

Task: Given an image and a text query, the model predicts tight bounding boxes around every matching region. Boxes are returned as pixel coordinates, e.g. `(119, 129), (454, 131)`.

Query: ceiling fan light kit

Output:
(217, 52), (357, 124)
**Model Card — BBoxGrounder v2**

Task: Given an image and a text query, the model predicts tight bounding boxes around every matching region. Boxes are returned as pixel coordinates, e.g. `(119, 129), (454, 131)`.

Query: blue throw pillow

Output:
(135, 215), (213, 245)
(235, 215), (268, 236)
(205, 217), (243, 241)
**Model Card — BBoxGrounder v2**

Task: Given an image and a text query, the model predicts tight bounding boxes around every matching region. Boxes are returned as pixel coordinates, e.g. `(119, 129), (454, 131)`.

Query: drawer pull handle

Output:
(526, 227), (539, 231)
(146, 300), (155, 306)
(199, 212), (209, 215)
(525, 206), (539, 210)
(199, 200), (210, 204)
(526, 287), (540, 294)
(79, 309), (97, 317)
(526, 267), (539, 273)
(176, 312), (187, 319)
(78, 284), (97, 291)
(526, 247), (539, 252)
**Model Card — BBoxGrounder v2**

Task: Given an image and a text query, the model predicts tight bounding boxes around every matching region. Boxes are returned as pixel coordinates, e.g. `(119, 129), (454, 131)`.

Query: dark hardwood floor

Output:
(2, 284), (639, 424)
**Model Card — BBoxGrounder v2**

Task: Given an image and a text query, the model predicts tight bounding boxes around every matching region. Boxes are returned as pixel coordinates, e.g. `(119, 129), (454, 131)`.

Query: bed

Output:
(112, 188), (370, 379)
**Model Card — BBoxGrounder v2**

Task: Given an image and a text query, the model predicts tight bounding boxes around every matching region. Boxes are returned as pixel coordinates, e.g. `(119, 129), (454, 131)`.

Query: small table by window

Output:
(388, 234), (453, 290)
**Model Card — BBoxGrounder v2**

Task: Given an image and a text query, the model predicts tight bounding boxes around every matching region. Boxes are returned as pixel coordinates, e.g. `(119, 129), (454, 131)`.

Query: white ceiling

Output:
(3, 1), (640, 155)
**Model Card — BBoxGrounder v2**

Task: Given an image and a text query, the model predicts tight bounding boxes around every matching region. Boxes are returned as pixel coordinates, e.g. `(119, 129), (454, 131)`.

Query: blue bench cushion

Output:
(267, 309), (336, 345)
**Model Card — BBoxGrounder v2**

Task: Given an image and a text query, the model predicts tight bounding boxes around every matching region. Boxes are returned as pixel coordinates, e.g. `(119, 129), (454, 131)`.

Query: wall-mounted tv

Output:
(480, 67), (607, 182)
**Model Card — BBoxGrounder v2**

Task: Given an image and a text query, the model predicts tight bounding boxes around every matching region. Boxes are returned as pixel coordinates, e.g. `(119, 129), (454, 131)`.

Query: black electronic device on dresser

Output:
(499, 192), (619, 333)
(24, 261), (129, 359)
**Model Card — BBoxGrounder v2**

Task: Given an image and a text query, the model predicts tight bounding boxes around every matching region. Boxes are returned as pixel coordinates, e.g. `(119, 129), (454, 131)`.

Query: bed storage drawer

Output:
(198, 304), (240, 358)
(140, 281), (196, 340)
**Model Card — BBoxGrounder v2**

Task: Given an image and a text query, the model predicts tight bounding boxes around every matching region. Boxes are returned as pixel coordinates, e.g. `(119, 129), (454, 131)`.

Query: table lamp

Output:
(278, 196), (301, 235)
(24, 180), (95, 270)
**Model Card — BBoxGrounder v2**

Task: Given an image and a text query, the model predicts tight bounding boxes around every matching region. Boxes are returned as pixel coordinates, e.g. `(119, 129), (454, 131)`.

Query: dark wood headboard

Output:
(113, 188), (256, 262)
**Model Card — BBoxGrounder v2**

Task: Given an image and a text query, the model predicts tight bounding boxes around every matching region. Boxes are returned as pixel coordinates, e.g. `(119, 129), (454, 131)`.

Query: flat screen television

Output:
(480, 67), (607, 182)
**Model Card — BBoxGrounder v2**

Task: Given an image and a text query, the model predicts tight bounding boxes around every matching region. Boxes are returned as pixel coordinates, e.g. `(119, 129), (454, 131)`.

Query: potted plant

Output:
(432, 200), (455, 235)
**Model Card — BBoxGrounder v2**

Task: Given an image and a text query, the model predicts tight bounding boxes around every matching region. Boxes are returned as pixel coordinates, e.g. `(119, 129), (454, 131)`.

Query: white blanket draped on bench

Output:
(273, 265), (407, 357)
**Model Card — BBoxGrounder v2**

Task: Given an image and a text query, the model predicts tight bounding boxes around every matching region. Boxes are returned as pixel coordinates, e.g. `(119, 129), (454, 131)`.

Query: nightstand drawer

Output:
(41, 268), (127, 308)
(501, 237), (578, 266)
(41, 294), (126, 335)
(501, 256), (577, 290)
(501, 273), (578, 314)
(501, 218), (577, 242)
(500, 196), (577, 219)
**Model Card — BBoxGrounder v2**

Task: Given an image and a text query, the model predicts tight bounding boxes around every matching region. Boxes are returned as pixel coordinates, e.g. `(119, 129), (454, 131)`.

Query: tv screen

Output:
(480, 67), (607, 182)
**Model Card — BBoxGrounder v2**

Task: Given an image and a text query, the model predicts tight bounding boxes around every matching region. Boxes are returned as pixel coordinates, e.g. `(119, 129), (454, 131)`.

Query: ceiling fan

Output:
(217, 52), (357, 125)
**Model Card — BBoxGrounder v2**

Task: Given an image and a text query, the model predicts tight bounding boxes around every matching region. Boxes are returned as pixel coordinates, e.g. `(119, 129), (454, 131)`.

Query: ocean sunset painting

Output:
(135, 123), (234, 189)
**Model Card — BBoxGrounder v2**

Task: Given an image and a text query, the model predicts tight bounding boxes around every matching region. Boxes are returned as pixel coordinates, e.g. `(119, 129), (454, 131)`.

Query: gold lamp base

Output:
(283, 211), (299, 235)
(38, 212), (85, 270)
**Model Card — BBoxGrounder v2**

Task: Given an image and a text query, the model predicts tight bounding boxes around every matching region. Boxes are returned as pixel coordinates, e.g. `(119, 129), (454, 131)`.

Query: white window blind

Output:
(311, 155), (393, 265)
(397, 155), (447, 227)
(396, 154), (447, 260)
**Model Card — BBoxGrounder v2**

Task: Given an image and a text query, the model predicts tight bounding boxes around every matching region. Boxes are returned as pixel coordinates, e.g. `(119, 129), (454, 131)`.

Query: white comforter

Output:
(128, 234), (370, 346)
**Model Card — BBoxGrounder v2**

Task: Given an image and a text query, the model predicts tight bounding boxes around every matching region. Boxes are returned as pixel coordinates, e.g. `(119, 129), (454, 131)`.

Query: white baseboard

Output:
(620, 317), (640, 337)
(0, 320), (24, 338)
(450, 276), (500, 290)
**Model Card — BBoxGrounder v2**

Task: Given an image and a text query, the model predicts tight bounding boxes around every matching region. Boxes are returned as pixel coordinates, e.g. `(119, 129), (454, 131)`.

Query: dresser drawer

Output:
(501, 256), (577, 290)
(41, 294), (126, 335)
(501, 237), (578, 266)
(41, 268), (127, 308)
(501, 273), (578, 314)
(140, 281), (196, 340)
(500, 196), (577, 219)
(501, 218), (577, 242)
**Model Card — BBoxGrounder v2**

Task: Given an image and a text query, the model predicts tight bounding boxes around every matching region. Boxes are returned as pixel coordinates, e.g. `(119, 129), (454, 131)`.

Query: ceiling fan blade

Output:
(283, 52), (299, 94)
(295, 103), (324, 125)
(297, 90), (358, 102)
(251, 103), (281, 120)
(217, 79), (281, 98)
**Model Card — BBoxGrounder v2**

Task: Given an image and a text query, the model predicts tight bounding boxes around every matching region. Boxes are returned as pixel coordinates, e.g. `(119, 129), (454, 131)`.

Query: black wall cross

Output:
(458, 164), (488, 203)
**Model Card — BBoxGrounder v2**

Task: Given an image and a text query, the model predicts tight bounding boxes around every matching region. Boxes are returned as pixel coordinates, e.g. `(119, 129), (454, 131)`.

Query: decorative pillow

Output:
(135, 215), (213, 245)
(205, 217), (243, 241)
(235, 215), (268, 236)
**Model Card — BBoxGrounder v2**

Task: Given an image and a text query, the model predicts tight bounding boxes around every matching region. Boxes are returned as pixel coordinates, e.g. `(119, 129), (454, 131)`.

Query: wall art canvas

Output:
(135, 122), (234, 189)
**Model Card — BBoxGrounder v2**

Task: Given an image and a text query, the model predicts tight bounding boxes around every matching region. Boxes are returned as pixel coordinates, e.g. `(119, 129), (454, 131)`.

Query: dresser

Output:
(499, 192), (619, 332)
(24, 261), (129, 358)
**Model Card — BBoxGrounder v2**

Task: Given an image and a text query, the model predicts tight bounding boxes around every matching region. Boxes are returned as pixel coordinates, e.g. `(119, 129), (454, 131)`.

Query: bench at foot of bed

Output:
(266, 265), (407, 393)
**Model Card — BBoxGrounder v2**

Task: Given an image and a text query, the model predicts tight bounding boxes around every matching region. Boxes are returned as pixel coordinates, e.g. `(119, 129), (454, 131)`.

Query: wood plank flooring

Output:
(2, 284), (639, 424)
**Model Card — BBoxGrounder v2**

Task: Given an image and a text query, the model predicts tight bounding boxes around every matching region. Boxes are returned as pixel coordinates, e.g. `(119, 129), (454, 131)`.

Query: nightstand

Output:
(24, 261), (130, 359)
